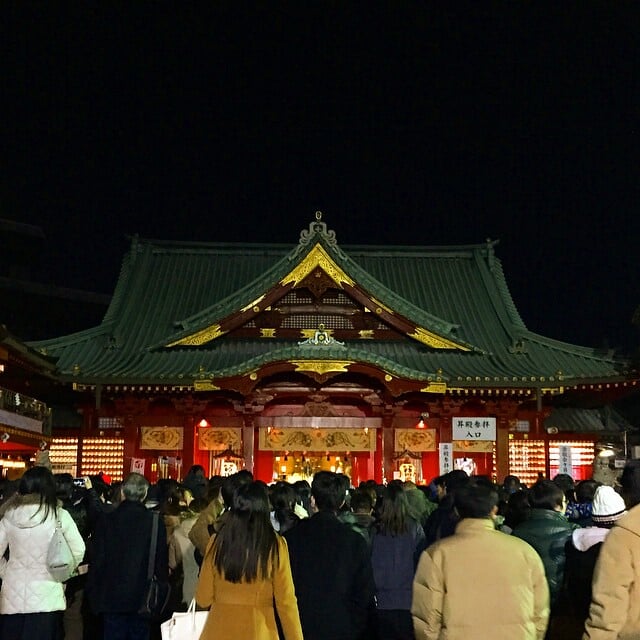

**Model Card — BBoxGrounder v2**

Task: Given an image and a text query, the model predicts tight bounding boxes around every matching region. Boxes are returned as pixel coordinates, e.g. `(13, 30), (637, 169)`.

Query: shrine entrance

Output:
(271, 452), (352, 483)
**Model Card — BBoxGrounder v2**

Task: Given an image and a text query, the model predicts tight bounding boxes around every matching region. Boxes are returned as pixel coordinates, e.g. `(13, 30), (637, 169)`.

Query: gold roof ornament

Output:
(298, 324), (345, 347)
(289, 360), (353, 375)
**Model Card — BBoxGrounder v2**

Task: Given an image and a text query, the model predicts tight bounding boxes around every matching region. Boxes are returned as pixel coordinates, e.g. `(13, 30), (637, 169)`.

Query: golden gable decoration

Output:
(198, 427), (242, 451)
(259, 427), (375, 452)
(394, 429), (437, 452)
(140, 427), (184, 450)
(166, 324), (226, 347)
(280, 243), (355, 289)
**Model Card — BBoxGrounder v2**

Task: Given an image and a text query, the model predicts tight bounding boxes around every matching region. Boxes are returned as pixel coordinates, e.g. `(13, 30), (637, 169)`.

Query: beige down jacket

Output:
(412, 518), (549, 640)
(583, 504), (640, 640)
(0, 494), (85, 614)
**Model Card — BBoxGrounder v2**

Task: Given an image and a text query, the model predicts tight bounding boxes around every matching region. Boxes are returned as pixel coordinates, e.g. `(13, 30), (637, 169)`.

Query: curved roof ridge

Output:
(473, 250), (527, 332)
(102, 237), (141, 325)
(29, 320), (116, 351)
(519, 330), (628, 363)
(124, 233), (293, 252)
(123, 227), (501, 257)
(342, 240), (501, 255)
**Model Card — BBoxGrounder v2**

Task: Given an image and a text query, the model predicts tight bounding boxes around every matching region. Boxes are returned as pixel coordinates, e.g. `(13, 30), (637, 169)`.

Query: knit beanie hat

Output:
(591, 486), (626, 526)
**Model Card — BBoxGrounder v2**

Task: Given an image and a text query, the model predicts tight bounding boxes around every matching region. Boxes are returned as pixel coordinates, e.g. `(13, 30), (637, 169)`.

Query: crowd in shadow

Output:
(3, 459), (640, 639)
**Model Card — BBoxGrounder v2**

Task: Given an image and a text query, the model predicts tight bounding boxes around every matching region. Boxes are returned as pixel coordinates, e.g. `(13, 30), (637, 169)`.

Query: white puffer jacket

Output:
(0, 494), (85, 614)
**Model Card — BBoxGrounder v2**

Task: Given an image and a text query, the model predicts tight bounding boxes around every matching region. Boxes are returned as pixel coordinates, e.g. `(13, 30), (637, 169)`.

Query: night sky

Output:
(2, 4), (638, 353)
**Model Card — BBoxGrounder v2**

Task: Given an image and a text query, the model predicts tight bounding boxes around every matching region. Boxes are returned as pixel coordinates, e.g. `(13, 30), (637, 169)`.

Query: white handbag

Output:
(160, 599), (208, 640)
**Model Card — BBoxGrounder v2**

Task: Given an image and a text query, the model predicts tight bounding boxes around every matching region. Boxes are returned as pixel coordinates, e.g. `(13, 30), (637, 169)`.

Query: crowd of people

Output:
(2, 460), (640, 639)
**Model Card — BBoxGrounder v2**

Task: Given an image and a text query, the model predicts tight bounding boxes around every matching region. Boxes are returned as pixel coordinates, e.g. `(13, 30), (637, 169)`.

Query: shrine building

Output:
(28, 214), (637, 486)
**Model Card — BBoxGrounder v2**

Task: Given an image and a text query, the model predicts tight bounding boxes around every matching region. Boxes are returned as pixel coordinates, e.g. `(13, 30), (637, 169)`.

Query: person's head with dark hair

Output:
(206, 475), (224, 502)
(565, 479), (600, 526)
(444, 470), (471, 495)
(619, 460), (640, 509)
(270, 481), (296, 513)
(473, 475), (496, 491)
(432, 474), (448, 501)
(54, 472), (75, 502)
(575, 479), (600, 504)
(269, 481), (300, 534)
(311, 471), (344, 512)
(187, 464), (205, 477)
(432, 470), (471, 511)
(90, 474), (108, 497)
(350, 488), (375, 514)
(360, 479), (378, 491)
(221, 470), (253, 508)
(454, 482), (499, 520)
(212, 481), (279, 583)
(159, 479), (188, 515)
(254, 479), (270, 492)
(553, 473), (576, 501)
(55, 473), (91, 536)
(504, 489), (531, 530)
(183, 464), (208, 500)
(357, 481), (378, 507)
(529, 479), (565, 512)
(18, 465), (58, 522)
(109, 481), (122, 506)
(292, 479), (312, 515)
(377, 480), (411, 536)
(154, 478), (179, 506)
(502, 475), (521, 494)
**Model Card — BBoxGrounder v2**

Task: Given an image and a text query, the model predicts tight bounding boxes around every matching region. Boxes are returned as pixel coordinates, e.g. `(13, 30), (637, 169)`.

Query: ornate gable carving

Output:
(301, 400), (336, 417)
(298, 267), (335, 299)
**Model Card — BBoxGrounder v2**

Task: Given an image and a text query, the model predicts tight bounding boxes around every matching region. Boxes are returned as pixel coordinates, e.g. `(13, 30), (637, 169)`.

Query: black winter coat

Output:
(86, 501), (168, 614)
(284, 510), (375, 640)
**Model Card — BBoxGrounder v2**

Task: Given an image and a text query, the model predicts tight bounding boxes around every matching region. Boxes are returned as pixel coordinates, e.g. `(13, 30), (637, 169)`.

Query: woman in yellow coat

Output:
(196, 481), (303, 640)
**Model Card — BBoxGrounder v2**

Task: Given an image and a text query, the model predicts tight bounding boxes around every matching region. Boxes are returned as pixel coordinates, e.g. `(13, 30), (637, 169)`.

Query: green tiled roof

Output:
(30, 219), (629, 388)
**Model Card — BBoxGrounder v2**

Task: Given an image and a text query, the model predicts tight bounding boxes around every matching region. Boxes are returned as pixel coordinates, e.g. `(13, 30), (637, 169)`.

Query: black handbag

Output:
(138, 511), (171, 619)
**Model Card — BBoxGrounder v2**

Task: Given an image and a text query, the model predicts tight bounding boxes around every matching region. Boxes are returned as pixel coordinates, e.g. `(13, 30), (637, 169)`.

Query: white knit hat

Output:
(591, 485), (626, 526)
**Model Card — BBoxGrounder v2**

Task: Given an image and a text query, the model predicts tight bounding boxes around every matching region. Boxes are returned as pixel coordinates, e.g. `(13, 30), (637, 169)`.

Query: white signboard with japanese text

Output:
(452, 417), (497, 441)
(439, 443), (453, 474)
(558, 445), (573, 476)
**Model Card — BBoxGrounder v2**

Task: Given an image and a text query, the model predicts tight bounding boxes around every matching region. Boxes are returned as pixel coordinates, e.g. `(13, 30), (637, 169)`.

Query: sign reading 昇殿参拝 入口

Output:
(452, 417), (496, 441)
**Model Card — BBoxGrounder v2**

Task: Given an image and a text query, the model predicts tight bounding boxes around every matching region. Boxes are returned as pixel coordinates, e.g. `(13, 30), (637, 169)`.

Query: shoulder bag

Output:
(47, 513), (77, 582)
(138, 511), (171, 619)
